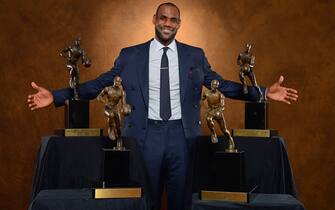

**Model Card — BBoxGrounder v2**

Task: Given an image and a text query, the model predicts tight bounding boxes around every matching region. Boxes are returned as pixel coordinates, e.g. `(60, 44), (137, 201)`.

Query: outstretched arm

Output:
(266, 75), (298, 104)
(27, 82), (54, 110)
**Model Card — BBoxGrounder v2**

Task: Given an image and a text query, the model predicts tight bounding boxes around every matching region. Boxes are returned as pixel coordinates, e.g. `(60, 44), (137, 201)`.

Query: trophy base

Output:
(65, 99), (89, 128)
(232, 129), (278, 138)
(245, 101), (268, 129)
(200, 186), (258, 203)
(207, 151), (246, 192)
(102, 148), (130, 186)
(55, 128), (103, 137)
(93, 187), (142, 199)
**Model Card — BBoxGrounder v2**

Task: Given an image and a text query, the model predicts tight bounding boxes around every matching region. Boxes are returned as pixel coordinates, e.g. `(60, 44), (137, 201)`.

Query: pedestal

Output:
(65, 99), (89, 128)
(245, 102), (268, 129)
(200, 151), (255, 202)
(102, 148), (130, 186)
(94, 147), (142, 199)
(208, 151), (246, 192)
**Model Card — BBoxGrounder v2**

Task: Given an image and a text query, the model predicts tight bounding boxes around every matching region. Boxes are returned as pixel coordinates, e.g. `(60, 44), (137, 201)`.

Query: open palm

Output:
(27, 82), (54, 110)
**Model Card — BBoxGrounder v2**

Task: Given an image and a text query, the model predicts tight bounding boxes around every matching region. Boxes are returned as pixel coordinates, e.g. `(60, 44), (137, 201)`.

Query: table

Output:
(30, 135), (298, 210)
(29, 189), (147, 210)
(189, 136), (297, 196)
(30, 136), (150, 208)
(192, 193), (305, 210)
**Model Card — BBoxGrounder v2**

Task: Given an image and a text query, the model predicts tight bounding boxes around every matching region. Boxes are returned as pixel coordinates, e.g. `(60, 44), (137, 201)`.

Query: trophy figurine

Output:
(202, 80), (237, 153)
(97, 76), (131, 150)
(60, 37), (91, 100)
(237, 43), (263, 102)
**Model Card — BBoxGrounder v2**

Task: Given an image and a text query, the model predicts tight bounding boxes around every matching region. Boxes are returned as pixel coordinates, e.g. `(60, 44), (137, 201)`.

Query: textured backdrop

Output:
(0, 0), (334, 209)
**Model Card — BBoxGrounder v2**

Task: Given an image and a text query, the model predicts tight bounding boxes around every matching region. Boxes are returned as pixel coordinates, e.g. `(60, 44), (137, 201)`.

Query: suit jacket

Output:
(53, 39), (265, 148)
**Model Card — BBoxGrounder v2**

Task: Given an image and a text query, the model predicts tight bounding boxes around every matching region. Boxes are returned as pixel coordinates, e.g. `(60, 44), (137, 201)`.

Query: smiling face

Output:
(153, 4), (181, 46)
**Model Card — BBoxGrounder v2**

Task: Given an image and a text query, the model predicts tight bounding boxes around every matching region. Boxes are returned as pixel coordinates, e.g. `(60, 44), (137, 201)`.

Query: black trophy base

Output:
(207, 151), (246, 192)
(245, 101), (268, 129)
(65, 99), (89, 128)
(102, 148), (130, 186)
(200, 151), (258, 203)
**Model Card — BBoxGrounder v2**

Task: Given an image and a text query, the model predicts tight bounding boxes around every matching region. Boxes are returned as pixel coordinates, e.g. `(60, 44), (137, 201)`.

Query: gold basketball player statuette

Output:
(97, 76), (131, 150)
(202, 80), (237, 153)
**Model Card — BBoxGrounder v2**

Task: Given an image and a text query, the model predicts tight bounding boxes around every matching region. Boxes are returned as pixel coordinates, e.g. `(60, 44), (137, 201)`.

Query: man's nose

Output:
(163, 19), (174, 27)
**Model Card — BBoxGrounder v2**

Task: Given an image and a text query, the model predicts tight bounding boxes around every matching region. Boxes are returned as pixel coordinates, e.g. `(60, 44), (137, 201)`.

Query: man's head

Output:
(153, 2), (181, 46)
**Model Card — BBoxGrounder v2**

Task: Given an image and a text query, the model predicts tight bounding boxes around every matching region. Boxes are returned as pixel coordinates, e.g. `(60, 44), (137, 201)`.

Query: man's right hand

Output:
(27, 82), (54, 110)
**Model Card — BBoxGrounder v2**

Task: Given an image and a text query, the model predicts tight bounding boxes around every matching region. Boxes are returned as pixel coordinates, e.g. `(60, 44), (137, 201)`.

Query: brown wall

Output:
(1, 0), (334, 209)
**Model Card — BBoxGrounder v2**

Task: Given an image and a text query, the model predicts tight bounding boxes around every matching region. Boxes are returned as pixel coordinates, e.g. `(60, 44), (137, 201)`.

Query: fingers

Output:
(286, 87), (298, 94)
(282, 99), (291, 105)
(27, 94), (39, 110)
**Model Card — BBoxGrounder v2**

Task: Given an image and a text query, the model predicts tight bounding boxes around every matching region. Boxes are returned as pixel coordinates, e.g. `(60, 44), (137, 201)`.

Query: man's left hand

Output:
(266, 75), (298, 104)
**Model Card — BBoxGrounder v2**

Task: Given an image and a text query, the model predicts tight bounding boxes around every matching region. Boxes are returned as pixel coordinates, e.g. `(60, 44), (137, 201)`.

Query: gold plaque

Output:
(94, 187), (142, 199)
(201, 190), (248, 203)
(55, 128), (103, 137)
(232, 129), (278, 138)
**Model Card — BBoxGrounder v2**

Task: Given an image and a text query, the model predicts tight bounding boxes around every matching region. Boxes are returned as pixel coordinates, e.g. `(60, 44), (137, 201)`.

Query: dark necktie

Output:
(160, 47), (171, 121)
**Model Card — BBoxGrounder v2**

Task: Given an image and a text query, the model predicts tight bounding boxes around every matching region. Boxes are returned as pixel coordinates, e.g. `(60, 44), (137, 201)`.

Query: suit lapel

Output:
(177, 41), (191, 103)
(136, 40), (151, 108)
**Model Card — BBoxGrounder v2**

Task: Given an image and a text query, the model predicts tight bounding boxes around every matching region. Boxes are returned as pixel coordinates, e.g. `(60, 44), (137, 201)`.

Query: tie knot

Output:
(163, 47), (169, 53)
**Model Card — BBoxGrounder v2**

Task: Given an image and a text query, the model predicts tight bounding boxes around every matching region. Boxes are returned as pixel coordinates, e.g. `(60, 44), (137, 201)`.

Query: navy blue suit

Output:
(53, 39), (265, 210)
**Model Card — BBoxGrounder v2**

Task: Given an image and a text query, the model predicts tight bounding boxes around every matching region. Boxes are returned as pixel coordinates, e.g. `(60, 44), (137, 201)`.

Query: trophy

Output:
(55, 38), (102, 136)
(60, 37), (91, 100)
(235, 43), (272, 133)
(60, 37), (92, 129)
(200, 80), (252, 203)
(97, 76), (132, 150)
(237, 43), (263, 102)
(94, 76), (141, 199)
(202, 80), (237, 153)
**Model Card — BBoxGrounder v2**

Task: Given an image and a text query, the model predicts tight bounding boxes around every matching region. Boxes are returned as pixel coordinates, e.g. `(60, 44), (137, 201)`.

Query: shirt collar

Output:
(152, 38), (177, 52)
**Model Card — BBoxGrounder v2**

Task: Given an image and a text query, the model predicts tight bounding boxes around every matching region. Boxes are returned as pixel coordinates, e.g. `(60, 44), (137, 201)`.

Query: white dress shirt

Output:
(148, 39), (181, 120)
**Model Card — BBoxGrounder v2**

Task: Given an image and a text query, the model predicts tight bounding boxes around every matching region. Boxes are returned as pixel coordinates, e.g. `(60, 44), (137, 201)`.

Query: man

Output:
(27, 2), (298, 210)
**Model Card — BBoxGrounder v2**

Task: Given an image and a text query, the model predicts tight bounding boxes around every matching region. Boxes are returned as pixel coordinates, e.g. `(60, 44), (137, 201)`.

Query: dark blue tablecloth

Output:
(192, 193), (305, 210)
(190, 136), (297, 196)
(29, 189), (147, 210)
(30, 135), (298, 210)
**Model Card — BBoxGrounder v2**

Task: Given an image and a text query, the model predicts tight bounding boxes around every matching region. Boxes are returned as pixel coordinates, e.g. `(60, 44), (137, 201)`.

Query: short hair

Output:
(155, 2), (180, 18)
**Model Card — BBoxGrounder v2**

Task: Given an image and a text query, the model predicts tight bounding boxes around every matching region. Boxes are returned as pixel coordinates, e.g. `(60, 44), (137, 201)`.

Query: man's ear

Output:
(177, 19), (181, 29)
(152, 14), (156, 25)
